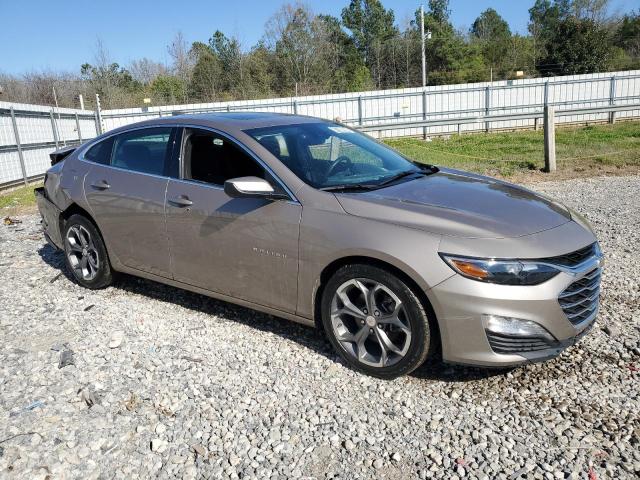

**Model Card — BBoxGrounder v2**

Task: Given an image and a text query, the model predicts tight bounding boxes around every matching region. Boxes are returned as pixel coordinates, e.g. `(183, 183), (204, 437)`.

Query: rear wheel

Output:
(63, 214), (113, 289)
(321, 264), (434, 379)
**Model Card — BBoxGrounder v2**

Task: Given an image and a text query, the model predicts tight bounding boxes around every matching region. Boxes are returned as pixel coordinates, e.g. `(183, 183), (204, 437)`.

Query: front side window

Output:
(84, 136), (115, 165)
(111, 127), (173, 176)
(246, 123), (423, 190)
(182, 129), (266, 186)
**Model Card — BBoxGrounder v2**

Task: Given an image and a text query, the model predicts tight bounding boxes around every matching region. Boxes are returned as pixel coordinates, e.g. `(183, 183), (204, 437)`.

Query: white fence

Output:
(1, 70), (640, 189)
(0, 102), (98, 187)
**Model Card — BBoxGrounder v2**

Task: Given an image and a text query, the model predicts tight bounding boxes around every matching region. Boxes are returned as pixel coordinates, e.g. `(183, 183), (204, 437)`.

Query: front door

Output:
(165, 128), (301, 313)
(83, 127), (177, 277)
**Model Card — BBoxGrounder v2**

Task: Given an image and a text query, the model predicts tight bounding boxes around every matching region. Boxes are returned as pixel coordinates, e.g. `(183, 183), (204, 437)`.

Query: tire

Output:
(62, 214), (114, 289)
(321, 264), (434, 379)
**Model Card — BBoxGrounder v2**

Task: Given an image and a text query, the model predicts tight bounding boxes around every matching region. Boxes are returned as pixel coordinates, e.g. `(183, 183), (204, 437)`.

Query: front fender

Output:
(297, 208), (453, 319)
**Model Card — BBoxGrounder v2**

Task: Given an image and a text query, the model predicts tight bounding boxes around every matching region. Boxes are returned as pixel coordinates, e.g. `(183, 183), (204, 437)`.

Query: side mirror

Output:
(224, 176), (287, 200)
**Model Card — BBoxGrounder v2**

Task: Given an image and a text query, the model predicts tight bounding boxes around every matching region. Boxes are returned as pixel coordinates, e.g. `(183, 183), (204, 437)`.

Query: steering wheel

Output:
(325, 155), (353, 179)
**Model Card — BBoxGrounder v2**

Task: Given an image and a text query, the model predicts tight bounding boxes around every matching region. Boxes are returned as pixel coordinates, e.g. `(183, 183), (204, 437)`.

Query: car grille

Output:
(540, 243), (597, 268)
(486, 332), (555, 354)
(558, 268), (601, 325)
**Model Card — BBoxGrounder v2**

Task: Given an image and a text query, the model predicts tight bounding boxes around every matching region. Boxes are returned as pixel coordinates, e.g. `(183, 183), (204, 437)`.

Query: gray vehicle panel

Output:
(84, 163), (172, 277)
(165, 178), (301, 312)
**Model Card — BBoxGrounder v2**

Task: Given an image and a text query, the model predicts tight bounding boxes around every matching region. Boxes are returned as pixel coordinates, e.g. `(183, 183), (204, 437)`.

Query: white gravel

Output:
(1, 175), (639, 479)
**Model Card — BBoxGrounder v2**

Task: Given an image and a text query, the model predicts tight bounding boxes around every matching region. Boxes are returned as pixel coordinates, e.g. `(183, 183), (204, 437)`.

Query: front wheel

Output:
(63, 214), (113, 289)
(321, 264), (435, 379)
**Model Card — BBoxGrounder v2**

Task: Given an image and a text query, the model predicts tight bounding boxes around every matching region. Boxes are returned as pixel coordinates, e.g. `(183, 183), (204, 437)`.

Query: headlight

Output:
(439, 254), (560, 285)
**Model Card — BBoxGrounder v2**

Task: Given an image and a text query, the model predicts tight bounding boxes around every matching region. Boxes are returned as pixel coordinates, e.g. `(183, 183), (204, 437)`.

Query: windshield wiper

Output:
(320, 183), (378, 192)
(376, 169), (426, 187)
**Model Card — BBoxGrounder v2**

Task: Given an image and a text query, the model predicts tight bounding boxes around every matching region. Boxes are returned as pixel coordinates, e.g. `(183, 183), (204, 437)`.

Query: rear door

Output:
(83, 126), (177, 277)
(165, 127), (301, 313)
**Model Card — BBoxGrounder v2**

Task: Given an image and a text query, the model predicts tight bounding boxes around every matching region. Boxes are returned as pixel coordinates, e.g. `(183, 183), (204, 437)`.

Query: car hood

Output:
(334, 169), (573, 239)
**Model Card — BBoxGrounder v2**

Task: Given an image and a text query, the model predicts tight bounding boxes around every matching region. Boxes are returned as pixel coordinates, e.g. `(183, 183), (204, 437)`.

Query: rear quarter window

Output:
(84, 137), (115, 165)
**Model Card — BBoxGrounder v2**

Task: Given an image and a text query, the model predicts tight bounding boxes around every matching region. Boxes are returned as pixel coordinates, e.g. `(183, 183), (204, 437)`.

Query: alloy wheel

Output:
(65, 225), (100, 281)
(330, 278), (412, 367)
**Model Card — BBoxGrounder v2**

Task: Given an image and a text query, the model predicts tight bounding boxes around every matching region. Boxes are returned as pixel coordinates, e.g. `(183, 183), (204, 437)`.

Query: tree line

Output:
(1, 0), (638, 109)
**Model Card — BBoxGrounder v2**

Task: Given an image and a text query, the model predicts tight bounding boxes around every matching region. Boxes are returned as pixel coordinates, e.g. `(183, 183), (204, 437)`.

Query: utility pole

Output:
(420, 5), (426, 88)
(420, 5), (432, 87)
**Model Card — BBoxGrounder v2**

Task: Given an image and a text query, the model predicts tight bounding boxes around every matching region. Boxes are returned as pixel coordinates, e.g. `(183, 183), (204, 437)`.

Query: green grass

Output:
(0, 182), (41, 212)
(384, 121), (640, 178)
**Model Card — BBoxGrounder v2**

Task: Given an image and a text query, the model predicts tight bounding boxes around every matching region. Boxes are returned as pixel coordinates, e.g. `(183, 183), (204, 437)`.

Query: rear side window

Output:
(84, 137), (114, 165)
(112, 127), (173, 176)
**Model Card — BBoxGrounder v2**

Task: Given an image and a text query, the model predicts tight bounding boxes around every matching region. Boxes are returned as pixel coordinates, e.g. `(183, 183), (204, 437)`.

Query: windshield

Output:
(245, 122), (426, 190)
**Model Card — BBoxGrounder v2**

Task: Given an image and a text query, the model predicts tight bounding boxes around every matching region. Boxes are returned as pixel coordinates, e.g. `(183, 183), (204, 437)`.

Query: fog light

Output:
(482, 315), (555, 342)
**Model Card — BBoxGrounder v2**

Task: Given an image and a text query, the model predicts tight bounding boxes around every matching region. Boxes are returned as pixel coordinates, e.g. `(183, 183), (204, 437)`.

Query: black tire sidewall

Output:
(62, 214), (113, 289)
(321, 264), (432, 379)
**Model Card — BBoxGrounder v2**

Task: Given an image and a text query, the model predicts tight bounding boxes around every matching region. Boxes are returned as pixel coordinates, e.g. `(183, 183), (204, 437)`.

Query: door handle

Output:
(90, 180), (110, 190)
(168, 195), (193, 208)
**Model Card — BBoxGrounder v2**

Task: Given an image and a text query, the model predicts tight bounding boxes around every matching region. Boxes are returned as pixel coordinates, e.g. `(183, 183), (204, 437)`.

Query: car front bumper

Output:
(428, 261), (601, 367)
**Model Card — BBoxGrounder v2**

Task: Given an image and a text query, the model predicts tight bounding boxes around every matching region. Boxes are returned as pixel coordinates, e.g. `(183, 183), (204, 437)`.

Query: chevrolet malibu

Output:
(35, 113), (603, 378)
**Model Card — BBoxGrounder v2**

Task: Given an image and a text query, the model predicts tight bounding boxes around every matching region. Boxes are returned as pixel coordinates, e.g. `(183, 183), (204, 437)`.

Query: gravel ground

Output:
(0, 175), (638, 480)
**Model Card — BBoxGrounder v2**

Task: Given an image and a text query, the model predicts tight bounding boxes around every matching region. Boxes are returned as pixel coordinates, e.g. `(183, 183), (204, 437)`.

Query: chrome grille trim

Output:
(559, 289), (600, 309)
(558, 267), (601, 326)
(539, 243), (597, 268)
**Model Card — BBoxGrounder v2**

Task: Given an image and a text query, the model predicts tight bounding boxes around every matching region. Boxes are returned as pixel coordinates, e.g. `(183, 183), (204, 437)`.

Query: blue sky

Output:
(0, 0), (636, 75)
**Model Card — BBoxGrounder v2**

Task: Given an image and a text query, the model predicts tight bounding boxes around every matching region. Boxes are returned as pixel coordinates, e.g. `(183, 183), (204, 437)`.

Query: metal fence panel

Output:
(0, 101), (97, 188)
(1, 70), (639, 189)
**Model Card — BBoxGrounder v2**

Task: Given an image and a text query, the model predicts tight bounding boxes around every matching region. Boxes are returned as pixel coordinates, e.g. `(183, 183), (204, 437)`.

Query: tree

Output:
(614, 11), (640, 58)
(150, 75), (187, 104)
(167, 31), (194, 103)
(471, 9), (512, 77)
(265, 3), (330, 95)
(572, 0), (610, 23)
(79, 39), (142, 107)
(80, 62), (141, 108)
(528, 0), (571, 67)
(539, 17), (613, 74)
(316, 14), (372, 92)
(189, 42), (222, 101)
(341, 0), (397, 87)
(129, 58), (166, 85)
(244, 42), (276, 98)
(209, 31), (246, 97)
(471, 8), (511, 42)
(415, 2), (488, 85)
(427, 0), (451, 26)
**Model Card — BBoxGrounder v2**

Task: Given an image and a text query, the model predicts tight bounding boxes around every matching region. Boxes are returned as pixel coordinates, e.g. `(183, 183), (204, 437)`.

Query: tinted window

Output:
(183, 129), (265, 186)
(246, 123), (420, 189)
(84, 137), (114, 165)
(112, 127), (173, 176)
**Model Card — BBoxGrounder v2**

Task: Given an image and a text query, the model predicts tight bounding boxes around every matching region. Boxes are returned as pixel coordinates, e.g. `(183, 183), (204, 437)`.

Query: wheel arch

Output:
(313, 255), (441, 351)
(58, 203), (98, 238)
(58, 203), (116, 268)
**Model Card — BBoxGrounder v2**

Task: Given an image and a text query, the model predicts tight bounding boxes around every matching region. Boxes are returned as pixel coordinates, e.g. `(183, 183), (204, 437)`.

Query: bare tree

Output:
(167, 31), (194, 101)
(573, 0), (611, 24)
(265, 2), (326, 95)
(129, 58), (167, 85)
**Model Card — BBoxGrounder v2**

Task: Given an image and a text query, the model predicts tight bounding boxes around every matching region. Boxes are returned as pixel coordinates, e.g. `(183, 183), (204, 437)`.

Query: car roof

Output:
(107, 112), (325, 137)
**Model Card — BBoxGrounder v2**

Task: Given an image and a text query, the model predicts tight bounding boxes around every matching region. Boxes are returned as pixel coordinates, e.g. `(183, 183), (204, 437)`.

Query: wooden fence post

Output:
(544, 105), (556, 172)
